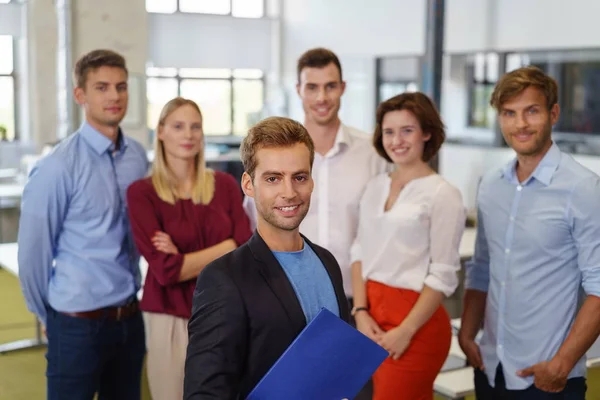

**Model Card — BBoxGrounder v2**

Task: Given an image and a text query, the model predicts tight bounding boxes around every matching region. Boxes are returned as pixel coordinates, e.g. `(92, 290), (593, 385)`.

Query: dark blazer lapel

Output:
(248, 232), (307, 334)
(303, 235), (351, 322)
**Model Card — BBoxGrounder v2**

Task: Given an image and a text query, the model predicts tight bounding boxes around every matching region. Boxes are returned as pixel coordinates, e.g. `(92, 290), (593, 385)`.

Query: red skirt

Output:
(367, 280), (451, 400)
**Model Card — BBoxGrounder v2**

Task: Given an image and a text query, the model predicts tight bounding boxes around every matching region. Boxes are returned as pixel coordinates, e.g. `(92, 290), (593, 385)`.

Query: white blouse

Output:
(352, 173), (466, 297)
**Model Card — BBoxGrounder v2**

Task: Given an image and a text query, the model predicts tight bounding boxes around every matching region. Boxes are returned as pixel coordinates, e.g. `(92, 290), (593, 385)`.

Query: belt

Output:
(60, 300), (139, 321)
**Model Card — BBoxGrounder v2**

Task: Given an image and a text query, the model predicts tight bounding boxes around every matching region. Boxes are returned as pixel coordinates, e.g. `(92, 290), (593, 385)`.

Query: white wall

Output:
(495, 0), (600, 51)
(148, 13), (273, 70)
(282, 0), (425, 70)
(445, 0), (494, 53)
(445, 0), (600, 53)
(0, 3), (23, 37)
(440, 144), (600, 210)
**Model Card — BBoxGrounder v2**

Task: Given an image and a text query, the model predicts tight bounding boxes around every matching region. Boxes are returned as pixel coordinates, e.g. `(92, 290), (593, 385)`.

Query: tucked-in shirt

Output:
(127, 172), (252, 319)
(17, 122), (149, 324)
(245, 124), (391, 296)
(465, 143), (600, 390)
(354, 174), (465, 296)
(273, 240), (340, 323)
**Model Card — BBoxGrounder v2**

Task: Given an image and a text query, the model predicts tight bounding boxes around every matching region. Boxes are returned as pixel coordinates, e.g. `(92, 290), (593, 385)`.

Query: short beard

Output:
(258, 203), (309, 232)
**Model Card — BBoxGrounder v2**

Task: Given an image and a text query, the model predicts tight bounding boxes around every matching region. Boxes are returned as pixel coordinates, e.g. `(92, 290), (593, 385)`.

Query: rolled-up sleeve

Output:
(17, 158), (71, 325)
(568, 175), (600, 297)
(464, 205), (491, 293)
(127, 183), (185, 286)
(424, 183), (466, 297)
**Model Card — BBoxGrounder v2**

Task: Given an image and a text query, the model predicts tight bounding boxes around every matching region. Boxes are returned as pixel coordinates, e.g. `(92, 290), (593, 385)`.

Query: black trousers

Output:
(474, 364), (586, 400)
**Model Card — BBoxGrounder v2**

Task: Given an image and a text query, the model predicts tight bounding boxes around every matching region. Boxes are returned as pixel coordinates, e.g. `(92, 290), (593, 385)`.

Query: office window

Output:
(0, 0), (12, 3)
(233, 79), (263, 135)
(179, 0), (230, 15)
(147, 78), (178, 129)
(146, 68), (265, 136)
(0, 35), (15, 141)
(232, 0), (264, 18)
(508, 49), (600, 135)
(378, 82), (418, 103)
(145, 0), (177, 13)
(147, 0), (264, 18)
(467, 53), (498, 129)
(181, 79), (232, 135)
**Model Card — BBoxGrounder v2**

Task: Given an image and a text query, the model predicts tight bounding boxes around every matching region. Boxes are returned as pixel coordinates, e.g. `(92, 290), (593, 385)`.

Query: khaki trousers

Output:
(145, 312), (189, 400)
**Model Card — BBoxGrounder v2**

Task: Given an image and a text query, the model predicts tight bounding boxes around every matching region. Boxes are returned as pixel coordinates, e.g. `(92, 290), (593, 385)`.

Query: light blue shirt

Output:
(273, 241), (340, 324)
(17, 122), (149, 324)
(465, 143), (600, 389)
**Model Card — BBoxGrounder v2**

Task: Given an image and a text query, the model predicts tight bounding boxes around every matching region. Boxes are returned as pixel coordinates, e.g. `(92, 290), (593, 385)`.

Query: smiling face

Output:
(158, 104), (204, 163)
(74, 66), (128, 129)
(381, 109), (431, 167)
(296, 62), (345, 126)
(498, 86), (559, 158)
(242, 143), (313, 233)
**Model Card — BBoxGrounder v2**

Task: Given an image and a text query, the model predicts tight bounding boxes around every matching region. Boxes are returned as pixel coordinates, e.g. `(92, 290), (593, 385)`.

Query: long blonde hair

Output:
(151, 97), (215, 205)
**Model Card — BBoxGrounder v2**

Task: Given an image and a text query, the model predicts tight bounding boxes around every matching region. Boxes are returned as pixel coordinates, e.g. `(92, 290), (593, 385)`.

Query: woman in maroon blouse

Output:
(126, 97), (252, 400)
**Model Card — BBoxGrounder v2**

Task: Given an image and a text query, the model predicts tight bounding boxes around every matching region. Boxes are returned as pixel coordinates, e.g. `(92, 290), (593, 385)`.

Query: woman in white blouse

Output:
(351, 92), (465, 399)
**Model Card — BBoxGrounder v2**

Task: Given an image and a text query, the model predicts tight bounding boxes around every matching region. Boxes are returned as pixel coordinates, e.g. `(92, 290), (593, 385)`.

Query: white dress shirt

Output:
(353, 174), (465, 296)
(243, 124), (390, 296)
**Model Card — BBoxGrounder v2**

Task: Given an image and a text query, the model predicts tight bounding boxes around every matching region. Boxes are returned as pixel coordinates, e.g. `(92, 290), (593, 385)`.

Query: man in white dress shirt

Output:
(245, 48), (389, 301)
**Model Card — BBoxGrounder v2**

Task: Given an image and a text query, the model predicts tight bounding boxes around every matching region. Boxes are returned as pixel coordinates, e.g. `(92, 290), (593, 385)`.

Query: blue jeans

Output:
(474, 364), (586, 399)
(45, 306), (146, 400)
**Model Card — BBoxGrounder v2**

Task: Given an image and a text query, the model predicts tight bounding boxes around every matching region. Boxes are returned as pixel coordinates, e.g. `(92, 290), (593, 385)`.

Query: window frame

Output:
(0, 35), (17, 141)
(146, 68), (266, 137)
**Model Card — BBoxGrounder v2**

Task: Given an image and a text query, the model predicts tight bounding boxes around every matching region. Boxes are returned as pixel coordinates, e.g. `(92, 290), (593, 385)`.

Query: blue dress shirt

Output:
(17, 122), (149, 324)
(465, 143), (600, 389)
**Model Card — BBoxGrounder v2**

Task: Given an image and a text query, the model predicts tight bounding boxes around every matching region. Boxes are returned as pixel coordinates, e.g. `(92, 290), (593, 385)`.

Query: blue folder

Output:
(246, 308), (388, 400)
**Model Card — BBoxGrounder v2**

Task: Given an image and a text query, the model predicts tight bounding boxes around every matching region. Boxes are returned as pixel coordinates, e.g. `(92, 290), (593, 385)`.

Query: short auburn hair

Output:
(373, 92), (445, 163)
(73, 49), (128, 89)
(297, 48), (343, 83)
(490, 66), (558, 110)
(241, 117), (315, 180)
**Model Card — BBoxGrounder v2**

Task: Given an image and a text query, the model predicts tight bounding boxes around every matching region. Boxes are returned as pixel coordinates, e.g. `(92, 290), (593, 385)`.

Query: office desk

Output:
(0, 242), (45, 353)
(0, 168), (19, 181)
(0, 184), (24, 243)
(0, 183), (24, 199)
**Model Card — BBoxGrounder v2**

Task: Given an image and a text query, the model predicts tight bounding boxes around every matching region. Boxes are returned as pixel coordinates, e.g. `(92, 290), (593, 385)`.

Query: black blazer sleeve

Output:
(184, 262), (248, 400)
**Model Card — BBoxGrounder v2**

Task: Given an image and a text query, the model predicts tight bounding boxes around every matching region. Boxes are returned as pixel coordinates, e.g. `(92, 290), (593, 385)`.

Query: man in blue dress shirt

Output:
(18, 49), (149, 400)
(459, 66), (600, 399)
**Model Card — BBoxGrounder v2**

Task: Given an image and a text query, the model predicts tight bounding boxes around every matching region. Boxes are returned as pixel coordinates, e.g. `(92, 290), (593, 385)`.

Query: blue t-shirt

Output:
(272, 241), (340, 323)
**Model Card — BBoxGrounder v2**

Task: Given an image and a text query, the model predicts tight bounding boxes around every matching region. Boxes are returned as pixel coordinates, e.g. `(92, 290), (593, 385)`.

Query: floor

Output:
(1, 268), (598, 400)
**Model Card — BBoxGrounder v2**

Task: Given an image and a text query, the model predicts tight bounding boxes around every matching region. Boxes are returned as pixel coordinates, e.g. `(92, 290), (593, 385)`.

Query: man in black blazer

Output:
(184, 117), (350, 400)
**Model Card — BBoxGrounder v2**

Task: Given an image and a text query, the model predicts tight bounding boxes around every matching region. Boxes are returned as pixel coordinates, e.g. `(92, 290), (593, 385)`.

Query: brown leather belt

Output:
(60, 300), (139, 321)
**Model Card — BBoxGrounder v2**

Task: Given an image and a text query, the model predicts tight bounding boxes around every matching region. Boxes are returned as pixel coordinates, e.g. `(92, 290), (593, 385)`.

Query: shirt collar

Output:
(80, 121), (127, 156)
(501, 142), (561, 186)
(334, 124), (350, 146)
(324, 124), (351, 158)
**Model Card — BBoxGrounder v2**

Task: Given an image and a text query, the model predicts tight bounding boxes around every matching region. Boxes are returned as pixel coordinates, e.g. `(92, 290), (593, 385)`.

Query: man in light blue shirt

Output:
(18, 49), (148, 400)
(460, 66), (600, 399)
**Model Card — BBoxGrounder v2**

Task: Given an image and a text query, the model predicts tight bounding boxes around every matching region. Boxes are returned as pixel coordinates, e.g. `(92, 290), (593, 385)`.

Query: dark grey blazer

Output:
(183, 231), (350, 400)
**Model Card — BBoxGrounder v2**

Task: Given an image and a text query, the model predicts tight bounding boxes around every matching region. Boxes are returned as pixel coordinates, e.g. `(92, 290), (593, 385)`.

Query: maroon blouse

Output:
(126, 171), (252, 319)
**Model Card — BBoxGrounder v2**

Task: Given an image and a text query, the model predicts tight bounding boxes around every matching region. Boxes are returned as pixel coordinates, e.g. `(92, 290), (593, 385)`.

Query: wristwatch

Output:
(351, 306), (369, 316)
